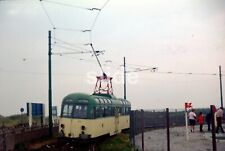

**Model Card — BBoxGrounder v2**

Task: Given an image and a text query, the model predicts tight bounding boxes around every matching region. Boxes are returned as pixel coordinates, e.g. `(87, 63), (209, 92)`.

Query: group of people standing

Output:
(188, 107), (224, 133)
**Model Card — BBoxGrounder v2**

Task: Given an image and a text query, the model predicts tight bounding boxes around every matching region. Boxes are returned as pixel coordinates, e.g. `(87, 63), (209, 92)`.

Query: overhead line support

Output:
(48, 30), (53, 137)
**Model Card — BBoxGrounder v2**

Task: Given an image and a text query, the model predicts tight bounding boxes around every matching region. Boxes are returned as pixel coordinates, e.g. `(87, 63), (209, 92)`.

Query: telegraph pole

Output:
(48, 30), (53, 136)
(124, 57), (126, 100)
(219, 65), (223, 108)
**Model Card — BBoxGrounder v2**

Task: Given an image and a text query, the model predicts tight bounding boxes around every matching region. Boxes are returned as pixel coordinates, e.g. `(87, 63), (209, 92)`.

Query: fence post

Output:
(166, 108), (170, 151)
(134, 110), (137, 146)
(130, 110), (136, 146)
(2, 130), (6, 151)
(141, 109), (144, 151)
(210, 105), (217, 151)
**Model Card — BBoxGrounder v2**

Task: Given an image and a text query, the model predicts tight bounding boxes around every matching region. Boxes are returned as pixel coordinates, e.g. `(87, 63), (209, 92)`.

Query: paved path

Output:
(135, 126), (225, 151)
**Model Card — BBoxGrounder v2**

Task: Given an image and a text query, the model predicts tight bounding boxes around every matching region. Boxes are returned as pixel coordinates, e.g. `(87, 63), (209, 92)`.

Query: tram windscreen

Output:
(62, 104), (73, 117)
(62, 104), (87, 118)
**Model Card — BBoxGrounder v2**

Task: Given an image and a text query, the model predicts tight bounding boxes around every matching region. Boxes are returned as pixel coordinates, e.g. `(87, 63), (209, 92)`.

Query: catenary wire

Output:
(40, 0), (91, 10)
(40, 1), (55, 29)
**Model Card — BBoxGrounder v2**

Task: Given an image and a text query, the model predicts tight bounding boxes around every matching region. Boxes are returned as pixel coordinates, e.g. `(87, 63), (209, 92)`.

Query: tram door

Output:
(115, 107), (119, 133)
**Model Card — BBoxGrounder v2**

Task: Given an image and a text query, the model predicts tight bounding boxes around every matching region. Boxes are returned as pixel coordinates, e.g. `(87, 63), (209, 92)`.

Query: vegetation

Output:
(0, 114), (44, 127)
(98, 134), (137, 151)
(0, 114), (25, 127)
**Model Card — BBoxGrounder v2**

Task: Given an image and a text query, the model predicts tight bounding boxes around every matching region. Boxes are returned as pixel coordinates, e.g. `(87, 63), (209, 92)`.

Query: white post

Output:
(185, 110), (189, 141)
(28, 103), (32, 128)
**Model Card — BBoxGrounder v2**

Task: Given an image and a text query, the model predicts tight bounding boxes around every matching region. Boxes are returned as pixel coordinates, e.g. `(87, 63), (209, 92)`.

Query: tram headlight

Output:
(61, 124), (65, 129)
(81, 125), (86, 130)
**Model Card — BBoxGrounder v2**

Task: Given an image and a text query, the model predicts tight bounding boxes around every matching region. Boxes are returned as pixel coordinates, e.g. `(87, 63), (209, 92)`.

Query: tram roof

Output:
(62, 92), (130, 106)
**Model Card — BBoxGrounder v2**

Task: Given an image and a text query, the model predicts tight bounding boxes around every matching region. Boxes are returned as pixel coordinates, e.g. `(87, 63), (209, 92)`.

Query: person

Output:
(188, 109), (196, 132)
(215, 107), (224, 133)
(197, 112), (204, 132)
(205, 112), (211, 131)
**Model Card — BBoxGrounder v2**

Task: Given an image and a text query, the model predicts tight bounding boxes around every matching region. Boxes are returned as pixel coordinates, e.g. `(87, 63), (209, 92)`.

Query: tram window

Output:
(114, 107), (120, 115)
(108, 99), (112, 104)
(119, 107), (122, 114)
(98, 99), (102, 104)
(102, 99), (106, 104)
(105, 107), (112, 116)
(125, 107), (129, 115)
(96, 98), (100, 104)
(73, 105), (87, 118)
(95, 106), (104, 118)
(122, 107), (125, 115)
(62, 104), (73, 117)
(111, 107), (115, 116)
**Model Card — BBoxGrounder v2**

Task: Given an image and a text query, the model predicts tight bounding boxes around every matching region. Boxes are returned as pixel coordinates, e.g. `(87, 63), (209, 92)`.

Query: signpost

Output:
(184, 102), (192, 141)
(20, 107), (24, 125)
(27, 103), (45, 127)
(210, 105), (217, 151)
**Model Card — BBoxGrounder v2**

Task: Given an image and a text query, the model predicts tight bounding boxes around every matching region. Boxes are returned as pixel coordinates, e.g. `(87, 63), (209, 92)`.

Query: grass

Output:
(98, 133), (137, 151)
(0, 114), (43, 127)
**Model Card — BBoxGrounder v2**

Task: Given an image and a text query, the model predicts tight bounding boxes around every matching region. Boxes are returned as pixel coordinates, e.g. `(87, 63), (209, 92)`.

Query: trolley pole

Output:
(219, 66), (223, 108)
(48, 30), (53, 137)
(123, 57), (126, 100)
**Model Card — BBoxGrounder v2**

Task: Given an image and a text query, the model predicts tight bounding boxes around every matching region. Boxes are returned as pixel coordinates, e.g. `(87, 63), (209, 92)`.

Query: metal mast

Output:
(48, 30), (53, 136)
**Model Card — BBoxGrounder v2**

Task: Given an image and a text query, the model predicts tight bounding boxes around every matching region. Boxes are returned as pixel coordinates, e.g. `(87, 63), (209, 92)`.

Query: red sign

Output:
(185, 102), (192, 110)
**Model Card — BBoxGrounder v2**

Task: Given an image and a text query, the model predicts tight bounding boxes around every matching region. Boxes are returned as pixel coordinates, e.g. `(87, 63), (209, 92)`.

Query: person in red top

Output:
(197, 112), (204, 132)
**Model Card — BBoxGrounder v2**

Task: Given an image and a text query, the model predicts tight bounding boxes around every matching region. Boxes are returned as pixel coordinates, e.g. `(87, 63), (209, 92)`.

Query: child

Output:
(197, 112), (204, 132)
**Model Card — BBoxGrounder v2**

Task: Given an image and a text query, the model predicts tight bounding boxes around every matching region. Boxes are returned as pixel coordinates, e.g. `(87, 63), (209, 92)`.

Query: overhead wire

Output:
(40, 1), (55, 29)
(55, 27), (91, 32)
(52, 51), (93, 55)
(39, 0), (224, 78)
(123, 62), (222, 76)
(54, 38), (90, 51)
(56, 55), (121, 72)
(155, 71), (219, 76)
(40, 0), (57, 44)
(85, 0), (110, 76)
(54, 43), (90, 52)
(40, 0), (92, 10)
(0, 67), (84, 77)
(89, 0), (110, 43)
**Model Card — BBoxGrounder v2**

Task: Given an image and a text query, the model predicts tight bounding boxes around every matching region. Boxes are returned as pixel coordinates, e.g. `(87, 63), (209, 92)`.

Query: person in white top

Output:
(215, 107), (224, 133)
(188, 109), (196, 132)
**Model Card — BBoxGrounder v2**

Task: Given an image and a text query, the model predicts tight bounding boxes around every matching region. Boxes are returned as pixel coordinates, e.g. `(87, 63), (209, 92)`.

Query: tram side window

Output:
(125, 107), (130, 115)
(114, 107), (120, 115)
(111, 107), (115, 116)
(122, 107), (125, 115)
(119, 107), (122, 114)
(62, 104), (73, 117)
(95, 106), (104, 118)
(73, 105), (87, 118)
(105, 107), (112, 117)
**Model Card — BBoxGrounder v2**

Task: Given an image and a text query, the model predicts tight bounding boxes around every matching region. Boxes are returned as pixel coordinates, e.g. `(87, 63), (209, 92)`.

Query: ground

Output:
(136, 126), (225, 151)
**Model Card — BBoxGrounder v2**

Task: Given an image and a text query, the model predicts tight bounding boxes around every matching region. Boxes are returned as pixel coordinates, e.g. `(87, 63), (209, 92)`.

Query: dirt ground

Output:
(135, 126), (225, 151)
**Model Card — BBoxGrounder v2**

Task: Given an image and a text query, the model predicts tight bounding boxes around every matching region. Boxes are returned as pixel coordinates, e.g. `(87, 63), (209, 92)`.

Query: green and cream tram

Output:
(59, 93), (131, 139)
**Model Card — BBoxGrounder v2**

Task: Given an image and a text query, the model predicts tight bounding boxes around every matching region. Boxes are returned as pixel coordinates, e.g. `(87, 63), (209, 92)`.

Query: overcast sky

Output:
(0, 0), (225, 116)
